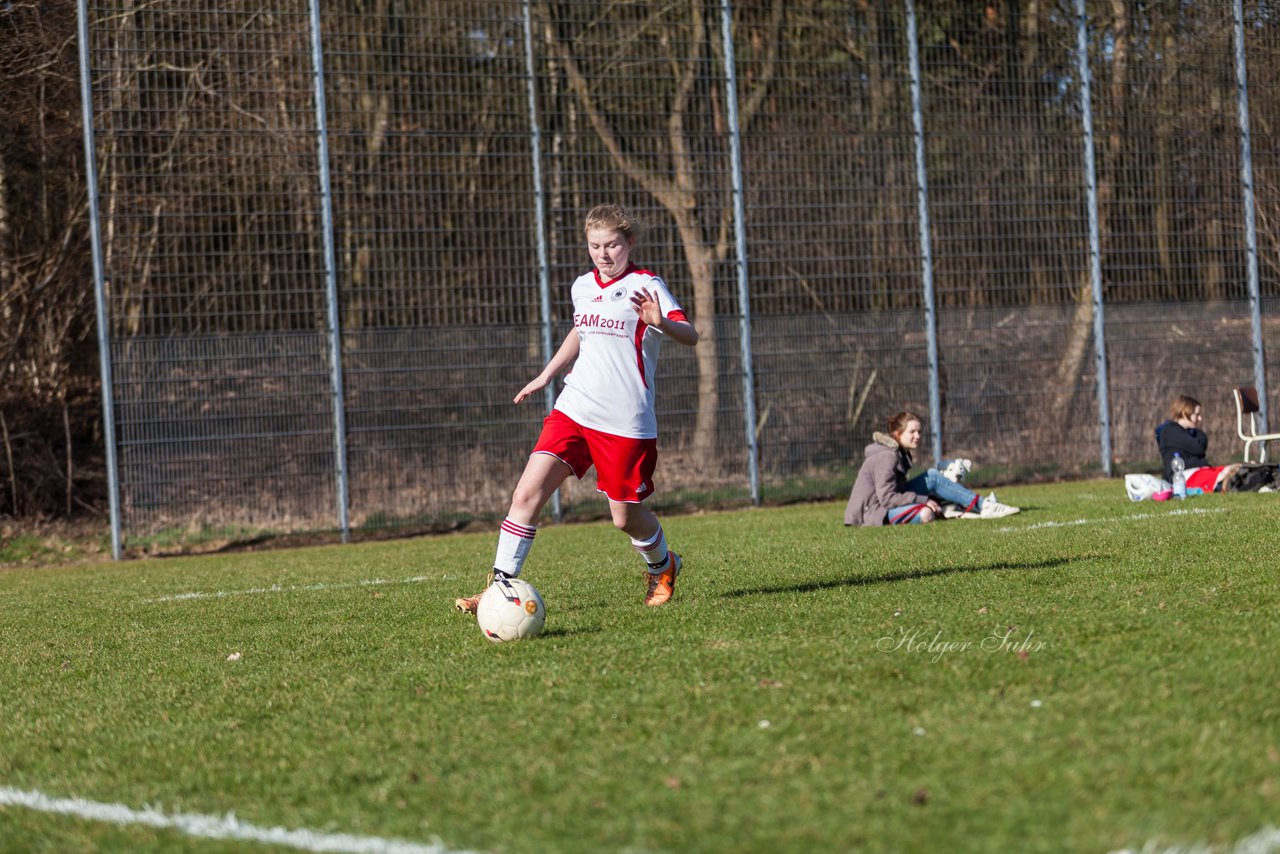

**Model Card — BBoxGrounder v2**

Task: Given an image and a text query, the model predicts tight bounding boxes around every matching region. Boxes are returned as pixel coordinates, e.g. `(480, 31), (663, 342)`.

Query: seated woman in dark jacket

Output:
(1155, 394), (1231, 492)
(1155, 394), (1208, 481)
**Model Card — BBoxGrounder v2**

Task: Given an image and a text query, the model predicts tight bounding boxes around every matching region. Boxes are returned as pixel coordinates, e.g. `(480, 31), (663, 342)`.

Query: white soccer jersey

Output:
(553, 265), (687, 439)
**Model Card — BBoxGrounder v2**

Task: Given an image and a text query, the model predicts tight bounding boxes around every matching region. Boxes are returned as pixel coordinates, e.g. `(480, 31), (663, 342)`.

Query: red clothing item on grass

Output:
(1186, 466), (1225, 493)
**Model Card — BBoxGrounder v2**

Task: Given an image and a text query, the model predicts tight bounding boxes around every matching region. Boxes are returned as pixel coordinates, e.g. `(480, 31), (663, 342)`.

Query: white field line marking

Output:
(143, 575), (432, 604)
(0, 787), (479, 854)
(1110, 824), (1280, 854)
(994, 506), (1224, 534)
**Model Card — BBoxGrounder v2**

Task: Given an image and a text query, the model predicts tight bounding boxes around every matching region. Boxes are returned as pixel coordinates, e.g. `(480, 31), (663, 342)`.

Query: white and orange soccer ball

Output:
(476, 576), (546, 643)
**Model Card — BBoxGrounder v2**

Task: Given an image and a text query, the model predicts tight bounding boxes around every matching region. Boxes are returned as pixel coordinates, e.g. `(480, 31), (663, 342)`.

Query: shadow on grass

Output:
(538, 625), (603, 639)
(721, 556), (1081, 599)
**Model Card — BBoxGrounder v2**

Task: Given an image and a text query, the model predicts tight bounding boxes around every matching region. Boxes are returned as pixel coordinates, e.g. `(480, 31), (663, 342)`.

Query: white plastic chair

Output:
(1233, 386), (1280, 463)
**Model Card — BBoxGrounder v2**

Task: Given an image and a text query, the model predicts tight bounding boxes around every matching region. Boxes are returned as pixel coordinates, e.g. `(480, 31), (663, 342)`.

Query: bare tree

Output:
(535, 0), (782, 468)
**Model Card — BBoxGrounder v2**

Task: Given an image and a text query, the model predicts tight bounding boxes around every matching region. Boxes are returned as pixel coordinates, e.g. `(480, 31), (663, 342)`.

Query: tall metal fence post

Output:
(77, 0), (122, 559)
(719, 0), (760, 505)
(523, 0), (561, 521)
(306, 0), (351, 541)
(1074, 0), (1113, 477)
(1234, 0), (1268, 428)
(904, 0), (943, 463)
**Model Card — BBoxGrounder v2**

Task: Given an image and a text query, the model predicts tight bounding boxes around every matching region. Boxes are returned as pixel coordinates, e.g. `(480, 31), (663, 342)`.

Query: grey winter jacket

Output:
(843, 432), (929, 526)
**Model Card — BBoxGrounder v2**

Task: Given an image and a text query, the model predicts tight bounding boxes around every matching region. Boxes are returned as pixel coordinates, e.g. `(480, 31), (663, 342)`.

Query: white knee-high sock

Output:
(494, 518), (536, 577)
(631, 523), (670, 574)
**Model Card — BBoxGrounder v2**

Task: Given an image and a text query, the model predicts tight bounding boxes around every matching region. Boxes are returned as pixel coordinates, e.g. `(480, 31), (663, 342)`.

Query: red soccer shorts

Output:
(531, 409), (657, 503)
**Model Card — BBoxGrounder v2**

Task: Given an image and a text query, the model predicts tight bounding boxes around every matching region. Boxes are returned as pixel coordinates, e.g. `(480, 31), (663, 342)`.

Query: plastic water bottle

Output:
(1171, 452), (1187, 499)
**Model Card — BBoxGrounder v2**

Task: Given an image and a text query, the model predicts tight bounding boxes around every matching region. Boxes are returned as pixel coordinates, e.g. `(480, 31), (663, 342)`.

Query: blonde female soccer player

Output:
(454, 204), (699, 613)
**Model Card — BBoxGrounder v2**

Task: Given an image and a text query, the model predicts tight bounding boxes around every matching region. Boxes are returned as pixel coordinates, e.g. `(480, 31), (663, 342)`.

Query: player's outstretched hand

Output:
(630, 287), (663, 328)
(514, 377), (547, 404)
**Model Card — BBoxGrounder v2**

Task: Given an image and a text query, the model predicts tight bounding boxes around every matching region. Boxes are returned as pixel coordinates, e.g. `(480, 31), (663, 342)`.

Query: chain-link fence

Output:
(77, 0), (1280, 556)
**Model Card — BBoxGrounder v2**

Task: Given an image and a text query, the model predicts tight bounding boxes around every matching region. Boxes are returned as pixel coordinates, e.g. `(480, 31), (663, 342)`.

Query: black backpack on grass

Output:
(1227, 463), (1277, 492)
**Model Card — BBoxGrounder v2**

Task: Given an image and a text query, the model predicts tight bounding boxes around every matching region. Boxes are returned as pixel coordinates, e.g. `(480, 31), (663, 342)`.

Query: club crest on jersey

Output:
(609, 285), (629, 302)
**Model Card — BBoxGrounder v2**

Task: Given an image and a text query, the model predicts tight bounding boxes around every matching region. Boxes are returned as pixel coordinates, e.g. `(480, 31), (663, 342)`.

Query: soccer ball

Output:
(476, 576), (546, 643)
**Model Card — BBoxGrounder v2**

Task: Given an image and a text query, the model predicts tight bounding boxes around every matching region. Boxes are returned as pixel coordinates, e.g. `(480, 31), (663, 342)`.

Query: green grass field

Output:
(2, 480), (1277, 853)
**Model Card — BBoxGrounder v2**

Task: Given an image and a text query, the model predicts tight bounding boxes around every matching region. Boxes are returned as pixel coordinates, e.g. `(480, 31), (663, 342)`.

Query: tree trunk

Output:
(535, 0), (782, 474)
(0, 146), (11, 298)
(670, 211), (719, 464)
(1154, 21), (1176, 284)
(1020, 0), (1051, 298)
(1051, 0), (1128, 427)
(342, 0), (395, 331)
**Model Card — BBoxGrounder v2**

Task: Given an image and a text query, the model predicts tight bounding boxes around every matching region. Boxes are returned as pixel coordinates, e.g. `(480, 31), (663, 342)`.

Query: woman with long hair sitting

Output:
(844, 411), (1020, 526)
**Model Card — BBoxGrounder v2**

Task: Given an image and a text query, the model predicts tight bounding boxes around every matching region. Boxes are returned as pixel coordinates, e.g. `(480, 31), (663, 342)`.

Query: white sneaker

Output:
(979, 492), (1020, 519)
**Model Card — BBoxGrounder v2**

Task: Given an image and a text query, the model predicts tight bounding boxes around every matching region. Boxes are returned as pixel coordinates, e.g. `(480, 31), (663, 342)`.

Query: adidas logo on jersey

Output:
(591, 294), (604, 302)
